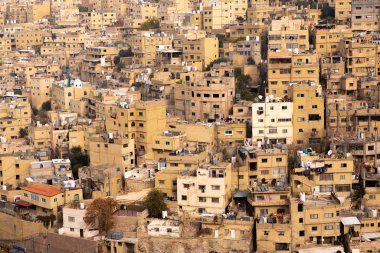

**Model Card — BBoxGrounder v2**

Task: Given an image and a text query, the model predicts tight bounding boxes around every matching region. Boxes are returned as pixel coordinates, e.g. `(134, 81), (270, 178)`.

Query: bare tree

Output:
(84, 198), (118, 234)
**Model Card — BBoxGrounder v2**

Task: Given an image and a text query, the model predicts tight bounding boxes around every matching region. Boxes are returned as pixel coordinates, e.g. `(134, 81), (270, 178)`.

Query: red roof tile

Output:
(22, 184), (63, 197)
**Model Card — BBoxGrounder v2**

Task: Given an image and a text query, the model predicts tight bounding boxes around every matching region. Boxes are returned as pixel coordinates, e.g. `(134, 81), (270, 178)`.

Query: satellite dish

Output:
(258, 95), (263, 99)
(327, 150), (333, 156)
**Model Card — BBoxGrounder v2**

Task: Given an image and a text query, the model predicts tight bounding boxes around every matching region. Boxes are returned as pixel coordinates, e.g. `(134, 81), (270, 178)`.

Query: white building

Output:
(252, 100), (294, 145)
(177, 163), (232, 214)
(62, 201), (98, 238)
(147, 219), (181, 238)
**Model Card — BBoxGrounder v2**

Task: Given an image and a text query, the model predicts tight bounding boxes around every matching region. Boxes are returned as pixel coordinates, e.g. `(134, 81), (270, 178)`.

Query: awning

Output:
(233, 190), (250, 198)
(15, 200), (32, 207)
(341, 216), (360, 226)
(361, 232), (380, 241)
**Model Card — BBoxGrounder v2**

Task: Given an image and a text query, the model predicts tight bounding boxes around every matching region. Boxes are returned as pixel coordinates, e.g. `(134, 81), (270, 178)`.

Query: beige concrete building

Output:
(174, 69), (235, 122)
(177, 163), (232, 214)
(182, 37), (219, 70)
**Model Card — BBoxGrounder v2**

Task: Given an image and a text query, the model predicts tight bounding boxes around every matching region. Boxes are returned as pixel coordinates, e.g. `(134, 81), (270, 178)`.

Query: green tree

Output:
(118, 48), (133, 57)
(351, 183), (365, 204)
(41, 101), (52, 111)
(139, 19), (160, 30)
(205, 57), (227, 71)
(32, 107), (39, 116)
(19, 128), (28, 138)
(247, 56), (255, 65)
(68, 146), (89, 178)
(144, 190), (168, 218)
(84, 198), (118, 234)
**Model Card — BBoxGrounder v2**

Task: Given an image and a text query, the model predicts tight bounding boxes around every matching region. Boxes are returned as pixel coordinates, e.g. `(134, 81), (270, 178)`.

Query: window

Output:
(42, 198), (46, 203)
(199, 197), (206, 202)
(211, 185), (220, 190)
(264, 231), (269, 236)
(68, 216), (75, 222)
(269, 128), (277, 134)
(320, 174), (333, 181)
(276, 157), (282, 162)
(325, 213), (333, 218)
(369, 195), (376, 200)
(310, 214), (318, 219)
(335, 184), (350, 192)
(340, 175), (346, 180)
(312, 226), (318, 231)
(341, 163), (347, 168)
(297, 93), (304, 98)
(70, 228), (74, 232)
(278, 231), (285, 236)
(320, 185), (333, 192)
(299, 231), (305, 236)
(325, 225), (333, 230)
(181, 195), (187, 200)
(31, 193), (39, 201)
(211, 198), (219, 203)
(312, 105), (318, 109)
(261, 158), (268, 163)
(159, 180), (165, 185)
(297, 117), (305, 122)
(275, 243), (289, 251)
(225, 130), (233, 135)
(299, 218), (303, 223)
(298, 105), (304, 109)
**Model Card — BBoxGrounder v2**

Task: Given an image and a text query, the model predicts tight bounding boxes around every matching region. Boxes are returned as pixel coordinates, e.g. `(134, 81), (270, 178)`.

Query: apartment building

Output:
(62, 200), (99, 238)
(0, 95), (31, 140)
(80, 46), (118, 83)
(19, 184), (83, 215)
(314, 26), (353, 56)
(268, 17), (309, 52)
(14, 30), (49, 49)
(52, 79), (91, 110)
(0, 154), (37, 187)
(174, 69), (235, 122)
(30, 77), (54, 109)
(342, 36), (377, 78)
(88, 135), (135, 172)
(251, 99), (293, 145)
(335, 0), (352, 24)
(125, 2), (158, 28)
(230, 37), (261, 65)
(238, 146), (288, 188)
(202, 0), (248, 31)
(105, 99), (167, 159)
(216, 122), (246, 147)
(79, 165), (124, 197)
(267, 51), (319, 97)
(290, 194), (342, 251)
(291, 151), (355, 198)
(26, 1), (50, 22)
(127, 32), (171, 67)
(351, 0), (380, 31)
(82, 12), (117, 30)
(177, 163), (232, 214)
(254, 184), (291, 252)
(182, 37), (219, 70)
(290, 84), (324, 148)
